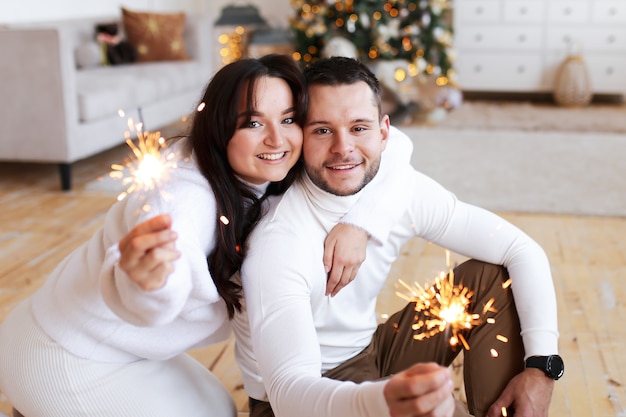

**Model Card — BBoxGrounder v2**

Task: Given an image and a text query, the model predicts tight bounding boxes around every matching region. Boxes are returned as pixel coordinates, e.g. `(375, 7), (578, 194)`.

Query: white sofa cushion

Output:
(76, 60), (205, 122)
(75, 41), (102, 69)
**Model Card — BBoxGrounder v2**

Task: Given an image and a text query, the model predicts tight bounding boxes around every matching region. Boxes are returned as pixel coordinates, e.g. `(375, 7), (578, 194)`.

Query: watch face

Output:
(547, 355), (564, 380)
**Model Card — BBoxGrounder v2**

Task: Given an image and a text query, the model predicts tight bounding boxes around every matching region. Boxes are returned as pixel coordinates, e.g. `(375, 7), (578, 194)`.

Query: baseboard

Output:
(460, 91), (624, 104)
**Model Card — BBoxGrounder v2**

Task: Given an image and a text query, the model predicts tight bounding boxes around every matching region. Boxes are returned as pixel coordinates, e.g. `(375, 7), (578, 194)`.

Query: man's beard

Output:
(305, 157), (381, 196)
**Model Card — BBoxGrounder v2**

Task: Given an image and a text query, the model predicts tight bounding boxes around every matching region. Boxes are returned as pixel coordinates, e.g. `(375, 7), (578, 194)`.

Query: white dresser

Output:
(452, 0), (626, 95)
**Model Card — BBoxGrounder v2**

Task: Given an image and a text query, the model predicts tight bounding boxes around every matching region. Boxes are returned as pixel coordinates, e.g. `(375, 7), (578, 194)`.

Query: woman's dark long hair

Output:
(189, 54), (306, 318)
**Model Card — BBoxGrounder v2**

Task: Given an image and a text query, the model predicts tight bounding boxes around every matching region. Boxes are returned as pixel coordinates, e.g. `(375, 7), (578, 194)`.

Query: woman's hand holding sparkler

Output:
(118, 214), (181, 291)
(487, 368), (554, 417)
(383, 362), (455, 417)
(323, 223), (369, 297)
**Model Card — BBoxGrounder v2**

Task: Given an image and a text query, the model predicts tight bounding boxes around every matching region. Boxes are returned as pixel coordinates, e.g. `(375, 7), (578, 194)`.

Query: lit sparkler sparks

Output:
(397, 269), (497, 350)
(109, 118), (177, 204)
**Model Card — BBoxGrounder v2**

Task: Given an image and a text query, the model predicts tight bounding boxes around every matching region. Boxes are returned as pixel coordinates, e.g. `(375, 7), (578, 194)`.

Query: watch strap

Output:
(525, 355), (564, 380)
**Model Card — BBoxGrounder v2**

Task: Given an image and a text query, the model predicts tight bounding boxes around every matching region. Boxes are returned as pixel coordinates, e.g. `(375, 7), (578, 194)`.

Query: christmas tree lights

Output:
(290, 0), (456, 85)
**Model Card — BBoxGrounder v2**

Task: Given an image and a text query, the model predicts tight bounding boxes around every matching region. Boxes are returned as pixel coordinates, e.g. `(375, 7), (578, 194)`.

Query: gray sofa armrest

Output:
(0, 18), (109, 163)
(0, 26), (74, 161)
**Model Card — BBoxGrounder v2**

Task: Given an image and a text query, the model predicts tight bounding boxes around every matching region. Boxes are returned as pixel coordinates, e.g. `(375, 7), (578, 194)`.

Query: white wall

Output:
(0, 0), (293, 27)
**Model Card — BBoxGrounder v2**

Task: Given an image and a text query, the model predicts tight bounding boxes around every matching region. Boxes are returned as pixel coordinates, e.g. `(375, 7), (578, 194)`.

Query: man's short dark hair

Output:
(304, 57), (383, 118)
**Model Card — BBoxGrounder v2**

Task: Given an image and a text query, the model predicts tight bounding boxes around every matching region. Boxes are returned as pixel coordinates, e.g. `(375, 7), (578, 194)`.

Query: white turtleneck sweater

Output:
(237, 149), (558, 417)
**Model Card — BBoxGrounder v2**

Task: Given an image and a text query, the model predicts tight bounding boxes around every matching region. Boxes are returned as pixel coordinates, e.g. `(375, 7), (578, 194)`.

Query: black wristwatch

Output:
(525, 355), (564, 380)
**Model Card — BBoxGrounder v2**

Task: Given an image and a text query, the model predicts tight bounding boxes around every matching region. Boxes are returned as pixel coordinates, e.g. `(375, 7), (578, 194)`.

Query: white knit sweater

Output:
(32, 139), (235, 362)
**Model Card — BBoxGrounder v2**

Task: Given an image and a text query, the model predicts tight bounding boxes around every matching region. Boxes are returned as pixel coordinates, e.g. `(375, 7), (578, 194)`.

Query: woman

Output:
(0, 55), (409, 417)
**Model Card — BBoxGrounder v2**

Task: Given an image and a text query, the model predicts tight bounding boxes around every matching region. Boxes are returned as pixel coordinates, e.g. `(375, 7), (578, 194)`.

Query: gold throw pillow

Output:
(121, 7), (189, 62)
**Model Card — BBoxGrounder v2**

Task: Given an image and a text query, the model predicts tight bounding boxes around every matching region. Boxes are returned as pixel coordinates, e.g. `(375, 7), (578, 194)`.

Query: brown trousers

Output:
(250, 260), (525, 417)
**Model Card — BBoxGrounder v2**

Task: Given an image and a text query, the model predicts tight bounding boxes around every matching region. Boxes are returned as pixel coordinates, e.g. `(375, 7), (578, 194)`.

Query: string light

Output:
(289, 0), (454, 82)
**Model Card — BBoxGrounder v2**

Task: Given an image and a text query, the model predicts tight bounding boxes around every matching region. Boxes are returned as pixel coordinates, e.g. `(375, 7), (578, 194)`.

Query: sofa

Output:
(0, 12), (214, 190)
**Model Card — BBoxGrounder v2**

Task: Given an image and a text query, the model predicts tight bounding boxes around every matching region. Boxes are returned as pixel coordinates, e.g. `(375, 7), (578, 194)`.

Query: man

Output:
(236, 57), (562, 417)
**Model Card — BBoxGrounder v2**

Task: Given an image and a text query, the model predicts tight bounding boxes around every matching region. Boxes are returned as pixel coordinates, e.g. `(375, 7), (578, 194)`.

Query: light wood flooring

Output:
(0, 143), (625, 416)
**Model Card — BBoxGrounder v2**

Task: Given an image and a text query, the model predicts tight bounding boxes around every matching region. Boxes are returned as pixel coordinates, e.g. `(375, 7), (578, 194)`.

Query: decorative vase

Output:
(321, 37), (358, 59)
(553, 52), (593, 107)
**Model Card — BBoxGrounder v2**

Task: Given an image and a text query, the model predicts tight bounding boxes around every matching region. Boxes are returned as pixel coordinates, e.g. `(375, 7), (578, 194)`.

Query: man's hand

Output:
(383, 362), (455, 417)
(487, 368), (554, 417)
(323, 223), (368, 296)
(118, 214), (181, 291)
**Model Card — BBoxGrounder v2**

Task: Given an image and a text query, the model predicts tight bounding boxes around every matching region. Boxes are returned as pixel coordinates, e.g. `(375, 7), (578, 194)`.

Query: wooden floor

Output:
(0, 143), (625, 416)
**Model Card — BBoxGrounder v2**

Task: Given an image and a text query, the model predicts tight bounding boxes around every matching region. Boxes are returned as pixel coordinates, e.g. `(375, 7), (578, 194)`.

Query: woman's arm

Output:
(99, 168), (221, 327)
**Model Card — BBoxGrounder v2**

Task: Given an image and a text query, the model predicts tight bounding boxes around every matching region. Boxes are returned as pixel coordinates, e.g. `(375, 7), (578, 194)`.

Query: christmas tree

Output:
(290, 0), (455, 87)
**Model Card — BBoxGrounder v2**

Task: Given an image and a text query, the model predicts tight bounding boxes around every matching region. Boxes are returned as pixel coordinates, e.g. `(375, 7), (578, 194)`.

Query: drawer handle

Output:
(564, 7), (572, 15)
(519, 7), (527, 15)
(476, 6), (483, 14)
(475, 33), (483, 42)
(607, 35), (616, 44)
(518, 34), (527, 43)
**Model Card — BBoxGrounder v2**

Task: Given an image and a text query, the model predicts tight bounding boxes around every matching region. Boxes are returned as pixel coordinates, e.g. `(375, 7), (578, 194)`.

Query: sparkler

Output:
(108, 102), (204, 205)
(397, 268), (497, 351)
(395, 254), (513, 417)
(109, 117), (177, 206)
